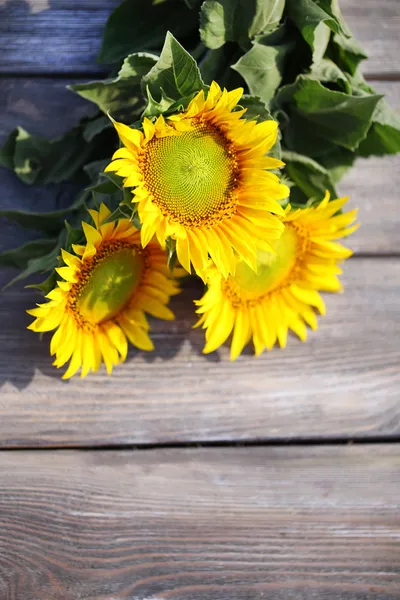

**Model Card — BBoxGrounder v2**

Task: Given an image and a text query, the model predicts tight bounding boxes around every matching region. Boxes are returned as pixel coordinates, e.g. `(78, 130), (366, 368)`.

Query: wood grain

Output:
(0, 0), (399, 75)
(0, 445), (399, 600)
(0, 0), (119, 74)
(1, 78), (399, 255)
(0, 258), (399, 447)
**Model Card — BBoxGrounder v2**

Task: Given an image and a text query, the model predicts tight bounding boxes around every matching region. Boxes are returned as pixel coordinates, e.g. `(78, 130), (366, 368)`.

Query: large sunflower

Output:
(195, 193), (358, 359)
(27, 204), (182, 379)
(105, 81), (289, 279)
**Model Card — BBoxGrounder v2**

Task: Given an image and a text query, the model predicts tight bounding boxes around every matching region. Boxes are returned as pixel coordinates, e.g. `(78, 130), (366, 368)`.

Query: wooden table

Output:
(0, 1), (399, 598)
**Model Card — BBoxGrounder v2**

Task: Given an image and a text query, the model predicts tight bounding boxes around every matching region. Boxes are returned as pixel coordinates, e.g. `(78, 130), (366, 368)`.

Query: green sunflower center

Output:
(226, 226), (299, 302)
(77, 245), (143, 324)
(143, 120), (239, 227)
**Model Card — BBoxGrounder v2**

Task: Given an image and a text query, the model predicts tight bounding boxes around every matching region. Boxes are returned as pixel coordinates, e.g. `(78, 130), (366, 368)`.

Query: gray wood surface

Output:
(0, 445), (399, 599)
(0, 2), (399, 598)
(1, 258), (399, 447)
(0, 0), (399, 75)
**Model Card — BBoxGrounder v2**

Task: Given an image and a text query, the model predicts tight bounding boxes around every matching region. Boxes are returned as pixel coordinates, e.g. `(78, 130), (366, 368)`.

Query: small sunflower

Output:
(105, 81), (289, 279)
(195, 192), (358, 359)
(27, 204), (182, 379)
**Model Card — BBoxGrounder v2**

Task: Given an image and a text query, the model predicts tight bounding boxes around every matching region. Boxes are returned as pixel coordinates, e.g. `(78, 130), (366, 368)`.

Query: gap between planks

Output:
(0, 435), (400, 453)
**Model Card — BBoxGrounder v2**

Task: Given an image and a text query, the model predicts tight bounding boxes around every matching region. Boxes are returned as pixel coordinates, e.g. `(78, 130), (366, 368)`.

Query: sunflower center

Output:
(225, 226), (299, 304)
(142, 120), (239, 227)
(77, 245), (143, 324)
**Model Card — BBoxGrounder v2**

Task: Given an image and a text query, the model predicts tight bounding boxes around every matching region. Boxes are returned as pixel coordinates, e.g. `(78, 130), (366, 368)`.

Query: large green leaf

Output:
(2, 239), (61, 291)
(98, 0), (200, 64)
(0, 239), (57, 269)
(309, 58), (350, 93)
(347, 74), (400, 157)
(0, 126), (93, 185)
(282, 150), (336, 205)
(6, 221), (85, 293)
(70, 53), (158, 120)
(200, 0), (285, 50)
(275, 77), (382, 156)
(285, 0), (348, 55)
(0, 190), (87, 234)
(83, 116), (113, 143)
(358, 98), (400, 157)
(329, 32), (367, 76)
(199, 44), (242, 87)
(142, 32), (205, 114)
(240, 94), (273, 122)
(233, 38), (292, 105)
(317, 147), (355, 183)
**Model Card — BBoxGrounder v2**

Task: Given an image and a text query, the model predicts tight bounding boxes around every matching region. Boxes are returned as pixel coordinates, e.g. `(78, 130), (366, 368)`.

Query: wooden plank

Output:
(0, 0), (399, 75)
(342, 0), (400, 77)
(0, 0), (119, 74)
(0, 445), (399, 599)
(1, 78), (399, 255)
(0, 257), (399, 447)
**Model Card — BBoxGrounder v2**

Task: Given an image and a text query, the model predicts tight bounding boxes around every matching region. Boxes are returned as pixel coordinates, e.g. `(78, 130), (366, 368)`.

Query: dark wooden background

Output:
(0, 1), (399, 598)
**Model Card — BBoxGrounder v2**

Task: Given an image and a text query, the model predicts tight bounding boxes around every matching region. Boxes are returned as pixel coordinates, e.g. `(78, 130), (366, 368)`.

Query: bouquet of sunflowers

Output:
(1, 0), (399, 379)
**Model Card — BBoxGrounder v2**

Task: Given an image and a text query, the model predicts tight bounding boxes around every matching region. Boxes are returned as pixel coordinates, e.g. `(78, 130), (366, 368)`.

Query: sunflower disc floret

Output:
(27, 204), (182, 379)
(105, 81), (289, 279)
(195, 192), (359, 358)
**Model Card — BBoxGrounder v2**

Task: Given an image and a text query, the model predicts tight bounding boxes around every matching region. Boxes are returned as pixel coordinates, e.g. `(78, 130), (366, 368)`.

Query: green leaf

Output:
(200, 0), (285, 50)
(63, 221), (85, 251)
(199, 45), (235, 86)
(345, 73), (400, 157)
(317, 0), (352, 38)
(2, 240), (61, 291)
(25, 221), (86, 296)
(165, 237), (177, 270)
(0, 239), (57, 269)
(0, 125), (93, 185)
(102, 170), (125, 190)
(329, 32), (367, 76)
(0, 190), (87, 234)
(358, 97), (400, 157)
(70, 53), (157, 119)
(275, 77), (382, 155)
(142, 87), (176, 118)
(317, 147), (355, 183)
(285, 0), (347, 54)
(83, 116), (114, 142)
(83, 159), (110, 184)
(232, 40), (292, 105)
(142, 32), (205, 111)
(84, 159), (124, 212)
(99, 0), (200, 64)
(240, 94), (273, 121)
(27, 271), (58, 296)
(101, 205), (132, 225)
(281, 150), (336, 205)
(0, 128), (18, 169)
(309, 58), (350, 92)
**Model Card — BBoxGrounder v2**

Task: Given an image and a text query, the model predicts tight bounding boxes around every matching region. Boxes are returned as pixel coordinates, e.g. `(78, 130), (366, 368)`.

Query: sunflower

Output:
(195, 192), (358, 359)
(105, 81), (289, 279)
(27, 204), (182, 379)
